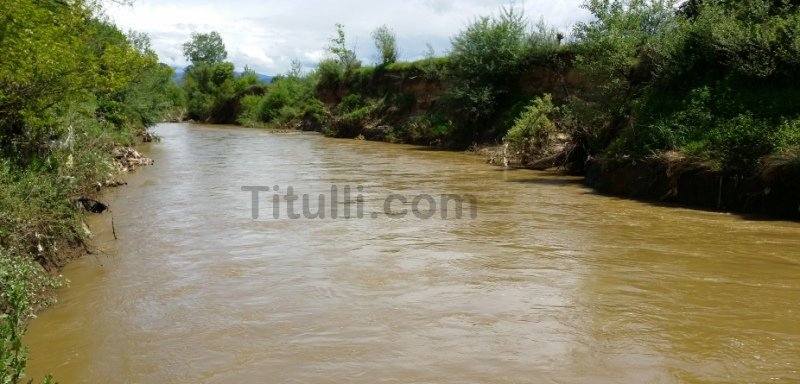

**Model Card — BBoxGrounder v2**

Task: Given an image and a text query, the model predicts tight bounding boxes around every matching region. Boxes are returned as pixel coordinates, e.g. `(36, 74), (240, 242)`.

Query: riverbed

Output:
(25, 123), (800, 383)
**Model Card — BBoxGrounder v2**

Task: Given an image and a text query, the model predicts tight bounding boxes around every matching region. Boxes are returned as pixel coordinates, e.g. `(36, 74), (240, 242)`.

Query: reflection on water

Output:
(25, 123), (800, 383)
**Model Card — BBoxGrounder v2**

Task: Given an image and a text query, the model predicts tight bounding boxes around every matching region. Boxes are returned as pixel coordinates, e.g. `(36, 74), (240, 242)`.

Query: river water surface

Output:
(25, 123), (800, 383)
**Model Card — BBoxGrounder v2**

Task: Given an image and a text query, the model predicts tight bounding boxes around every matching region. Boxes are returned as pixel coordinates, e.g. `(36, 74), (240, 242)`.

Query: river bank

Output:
(300, 61), (800, 220)
(189, 111), (800, 220)
(0, 2), (184, 380)
(177, 48), (800, 220)
(478, 143), (800, 220)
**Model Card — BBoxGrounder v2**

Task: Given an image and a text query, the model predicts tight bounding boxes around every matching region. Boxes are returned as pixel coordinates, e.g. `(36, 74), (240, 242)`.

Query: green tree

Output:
(372, 25), (398, 65)
(328, 24), (359, 72)
(445, 6), (530, 141)
(182, 31), (228, 65)
(180, 32), (267, 124)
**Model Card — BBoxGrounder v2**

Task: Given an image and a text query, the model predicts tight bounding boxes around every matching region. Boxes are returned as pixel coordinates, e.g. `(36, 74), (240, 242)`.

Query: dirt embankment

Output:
(584, 156), (800, 219)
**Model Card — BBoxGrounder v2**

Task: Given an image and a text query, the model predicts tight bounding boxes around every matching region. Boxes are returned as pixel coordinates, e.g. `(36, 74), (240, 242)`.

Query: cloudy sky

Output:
(104, 0), (591, 75)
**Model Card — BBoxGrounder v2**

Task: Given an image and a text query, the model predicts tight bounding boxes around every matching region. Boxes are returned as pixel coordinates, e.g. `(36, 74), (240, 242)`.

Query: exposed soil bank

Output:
(585, 158), (800, 220)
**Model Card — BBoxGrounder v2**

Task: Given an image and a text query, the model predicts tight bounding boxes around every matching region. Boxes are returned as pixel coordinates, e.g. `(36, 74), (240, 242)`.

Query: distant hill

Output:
(171, 67), (273, 84)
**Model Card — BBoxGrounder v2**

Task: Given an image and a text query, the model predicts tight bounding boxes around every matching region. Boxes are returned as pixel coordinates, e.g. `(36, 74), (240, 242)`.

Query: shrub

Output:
(182, 61), (237, 122)
(237, 95), (264, 126)
(523, 20), (564, 64)
(775, 118), (800, 152)
(250, 76), (324, 127)
(337, 94), (366, 114)
(707, 114), (776, 171)
(0, 247), (58, 384)
(315, 59), (344, 90)
(565, 0), (800, 176)
(446, 6), (529, 127)
(257, 86), (290, 122)
(327, 98), (384, 138)
(383, 57), (448, 82)
(404, 114), (454, 146)
(0, 3), (178, 380)
(505, 94), (558, 163)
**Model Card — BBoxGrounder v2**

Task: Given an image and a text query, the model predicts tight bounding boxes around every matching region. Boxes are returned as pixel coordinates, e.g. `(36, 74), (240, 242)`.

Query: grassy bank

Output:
(0, 1), (181, 381)
(183, 0), (800, 218)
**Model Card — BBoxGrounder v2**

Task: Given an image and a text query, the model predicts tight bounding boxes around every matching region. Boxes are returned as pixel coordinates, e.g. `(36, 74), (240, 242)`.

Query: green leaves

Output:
(182, 31), (228, 66)
(372, 25), (398, 65)
(0, 3), (179, 381)
(328, 24), (360, 73)
(505, 94), (558, 163)
(445, 5), (538, 140)
(0, 247), (60, 384)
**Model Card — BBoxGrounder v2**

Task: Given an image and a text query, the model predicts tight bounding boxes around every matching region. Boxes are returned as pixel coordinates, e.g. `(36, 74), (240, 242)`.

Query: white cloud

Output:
(104, 0), (591, 75)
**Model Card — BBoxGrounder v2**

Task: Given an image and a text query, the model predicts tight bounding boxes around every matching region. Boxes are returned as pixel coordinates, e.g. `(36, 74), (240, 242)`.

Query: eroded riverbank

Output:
(25, 123), (800, 383)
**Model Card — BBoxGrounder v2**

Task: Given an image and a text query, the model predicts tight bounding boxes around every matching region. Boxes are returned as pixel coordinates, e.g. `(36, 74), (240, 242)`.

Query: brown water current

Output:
(25, 123), (800, 383)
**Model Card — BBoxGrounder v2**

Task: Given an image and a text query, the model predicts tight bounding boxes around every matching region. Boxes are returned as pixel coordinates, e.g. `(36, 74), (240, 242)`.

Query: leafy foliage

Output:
(181, 35), (266, 123)
(1, 249), (58, 384)
(445, 7), (529, 132)
(0, 1), (181, 381)
(443, 6), (565, 144)
(182, 32), (228, 65)
(573, 0), (800, 171)
(505, 94), (558, 163)
(372, 25), (398, 65)
(328, 24), (360, 74)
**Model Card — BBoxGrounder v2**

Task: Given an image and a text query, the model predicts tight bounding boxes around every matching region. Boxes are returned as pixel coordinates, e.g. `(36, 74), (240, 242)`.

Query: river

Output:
(25, 123), (800, 383)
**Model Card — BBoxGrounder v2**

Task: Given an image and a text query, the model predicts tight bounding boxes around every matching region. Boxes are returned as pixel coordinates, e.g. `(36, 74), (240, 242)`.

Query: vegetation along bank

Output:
(177, 0), (800, 219)
(0, 1), (182, 381)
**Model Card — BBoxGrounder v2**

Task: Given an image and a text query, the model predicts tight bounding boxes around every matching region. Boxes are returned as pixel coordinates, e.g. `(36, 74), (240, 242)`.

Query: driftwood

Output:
(527, 151), (567, 170)
(74, 197), (108, 214)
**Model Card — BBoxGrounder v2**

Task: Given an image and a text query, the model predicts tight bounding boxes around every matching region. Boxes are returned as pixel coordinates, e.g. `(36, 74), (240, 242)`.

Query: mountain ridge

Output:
(171, 66), (273, 84)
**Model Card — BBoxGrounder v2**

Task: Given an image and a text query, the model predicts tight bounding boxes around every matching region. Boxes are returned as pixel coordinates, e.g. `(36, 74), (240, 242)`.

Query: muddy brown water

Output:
(25, 123), (800, 383)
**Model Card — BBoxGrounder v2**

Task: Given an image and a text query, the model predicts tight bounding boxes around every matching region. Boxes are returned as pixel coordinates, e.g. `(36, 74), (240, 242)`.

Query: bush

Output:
(403, 114), (454, 146)
(446, 6), (529, 127)
(182, 62), (236, 122)
(0, 2), (178, 380)
(247, 75), (325, 127)
(442, 6), (567, 145)
(336, 94), (366, 114)
(707, 114), (776, 171)
(237, 95), (264, 126)
(523, 20), (564, 64)
(326, 97), (384, 138)
(1, 245), (59, 384)
(505, 94), (558, 163)
(775, 118), (800, 152)
(385, 57), (448, 80)
(315, 59), (344, 90)
(564, 0), (800, 176)
(257, 86), (290, 122)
